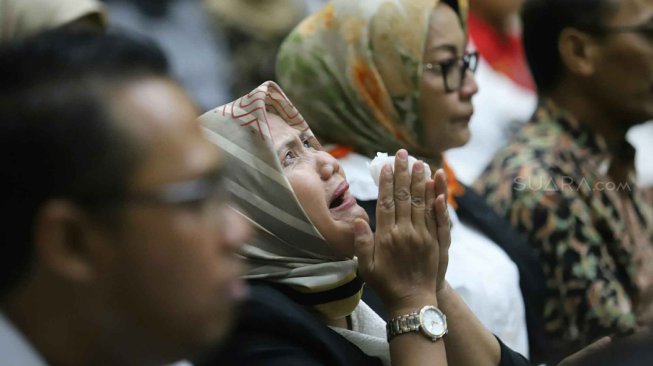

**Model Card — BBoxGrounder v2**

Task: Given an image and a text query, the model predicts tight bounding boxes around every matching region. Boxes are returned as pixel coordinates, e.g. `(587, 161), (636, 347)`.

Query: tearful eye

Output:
(282, 151), (297, 167)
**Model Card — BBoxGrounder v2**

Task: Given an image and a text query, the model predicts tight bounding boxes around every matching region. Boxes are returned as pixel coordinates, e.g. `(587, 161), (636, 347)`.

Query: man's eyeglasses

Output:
(69, 170), (231, 219)
(422, 51), (479, 93)
(123, 171), (230, 213)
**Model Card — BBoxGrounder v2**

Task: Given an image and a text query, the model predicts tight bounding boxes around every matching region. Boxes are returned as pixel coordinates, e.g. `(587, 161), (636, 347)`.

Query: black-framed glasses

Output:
(422, 51), (479, 93)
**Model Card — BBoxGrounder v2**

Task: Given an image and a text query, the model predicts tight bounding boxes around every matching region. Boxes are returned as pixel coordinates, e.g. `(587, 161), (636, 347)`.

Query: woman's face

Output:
(268, 112), (369, 258)
(420, 3), (478, 154)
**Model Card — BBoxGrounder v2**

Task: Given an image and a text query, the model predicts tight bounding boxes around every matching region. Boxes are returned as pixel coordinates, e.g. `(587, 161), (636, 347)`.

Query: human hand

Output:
(432, 168), (450, 293)
(354, 149), (450, 313)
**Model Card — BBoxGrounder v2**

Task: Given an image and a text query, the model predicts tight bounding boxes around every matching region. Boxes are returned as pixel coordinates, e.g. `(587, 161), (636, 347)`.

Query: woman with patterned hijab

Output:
(0, 0), (106, 43)
(276, 0), (546, 359)
(196, 81), (531, 366)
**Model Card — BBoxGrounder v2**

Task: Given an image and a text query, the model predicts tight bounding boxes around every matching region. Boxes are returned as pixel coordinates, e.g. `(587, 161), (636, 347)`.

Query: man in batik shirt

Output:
(475, 0), (653, 359)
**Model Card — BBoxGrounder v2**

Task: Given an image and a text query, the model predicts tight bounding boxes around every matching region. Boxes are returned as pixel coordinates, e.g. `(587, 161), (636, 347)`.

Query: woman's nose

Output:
(459, 70), (479, 99)
(317, 151), (340, 180)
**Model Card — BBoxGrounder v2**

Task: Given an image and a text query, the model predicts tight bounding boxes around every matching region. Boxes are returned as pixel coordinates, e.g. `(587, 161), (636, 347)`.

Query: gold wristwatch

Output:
(386, 305), (447, 341)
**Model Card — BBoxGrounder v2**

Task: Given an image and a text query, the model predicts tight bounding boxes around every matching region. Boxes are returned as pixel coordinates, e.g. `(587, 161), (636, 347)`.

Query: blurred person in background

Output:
(476, 0), (653, 362)
(103, 0), (232, 111)
(0, 30), (250, 365)
(0, 0), (106, 42)
(204, 0), (320, 98)
(445, 0), (537, 185)
(468, 0), (533, 90)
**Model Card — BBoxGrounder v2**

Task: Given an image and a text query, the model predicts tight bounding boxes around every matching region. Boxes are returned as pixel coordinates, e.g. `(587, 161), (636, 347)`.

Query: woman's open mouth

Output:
(329, 182), (356, 212)
(330, 194), (345, 208)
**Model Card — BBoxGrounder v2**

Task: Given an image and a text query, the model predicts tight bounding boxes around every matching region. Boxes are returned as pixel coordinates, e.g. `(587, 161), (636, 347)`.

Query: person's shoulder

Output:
(475, 136), (568, 223)
(235, 281), (322, 330)
(195, 282), (324, 365)
(485, 120), (560, 175)
(245, 281), (300, 311)
(475, 132), (556, 198)
(198, 281), (382, 366)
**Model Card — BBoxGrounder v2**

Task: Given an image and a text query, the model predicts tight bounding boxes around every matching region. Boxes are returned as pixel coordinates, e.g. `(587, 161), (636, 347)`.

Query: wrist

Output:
(386, 293), (438, 318)
(386, 304), (448, 342)
(436, 280), (453, 298)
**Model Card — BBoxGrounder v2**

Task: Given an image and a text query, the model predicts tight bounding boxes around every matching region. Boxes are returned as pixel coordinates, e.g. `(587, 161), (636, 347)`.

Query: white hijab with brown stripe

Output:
(200, 81), (361, 318)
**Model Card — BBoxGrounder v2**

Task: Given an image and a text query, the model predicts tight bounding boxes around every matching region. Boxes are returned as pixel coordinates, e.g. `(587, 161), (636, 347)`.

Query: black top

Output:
(358, 182), (548, 363)
(456, 185), (547, 363)
(196, 281), (531, 366)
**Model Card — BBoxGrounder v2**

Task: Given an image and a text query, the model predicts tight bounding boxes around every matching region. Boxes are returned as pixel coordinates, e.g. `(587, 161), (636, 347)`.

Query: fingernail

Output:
(397, 149), (407, 161)
(414, 161), (424, 172)
(383, 164), (393, 176)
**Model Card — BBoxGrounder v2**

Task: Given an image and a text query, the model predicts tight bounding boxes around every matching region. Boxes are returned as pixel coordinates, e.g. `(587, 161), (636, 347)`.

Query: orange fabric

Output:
(327, 145), (354, 159)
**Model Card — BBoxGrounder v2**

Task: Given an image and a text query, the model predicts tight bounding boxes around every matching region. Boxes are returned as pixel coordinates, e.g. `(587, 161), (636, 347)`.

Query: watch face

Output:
(421, 307), (446, 337)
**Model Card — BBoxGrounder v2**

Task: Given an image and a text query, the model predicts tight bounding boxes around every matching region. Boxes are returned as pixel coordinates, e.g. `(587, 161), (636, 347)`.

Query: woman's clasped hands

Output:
(353, 149), (451, 314)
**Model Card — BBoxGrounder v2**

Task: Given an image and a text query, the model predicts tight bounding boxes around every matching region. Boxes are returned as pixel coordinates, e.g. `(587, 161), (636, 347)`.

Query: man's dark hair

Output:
(0, 30), (170, 299)
(521, 0), (616, 93)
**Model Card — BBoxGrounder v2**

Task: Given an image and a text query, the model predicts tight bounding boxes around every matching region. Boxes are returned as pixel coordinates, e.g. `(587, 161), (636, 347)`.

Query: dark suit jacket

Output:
(197, 281), (383, 366)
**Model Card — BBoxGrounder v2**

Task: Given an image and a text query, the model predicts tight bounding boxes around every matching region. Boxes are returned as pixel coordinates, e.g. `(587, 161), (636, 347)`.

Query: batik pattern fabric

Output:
(276, 0), (468, 160)
(200, 81), (362, 320)
(475, 99), (653, 349)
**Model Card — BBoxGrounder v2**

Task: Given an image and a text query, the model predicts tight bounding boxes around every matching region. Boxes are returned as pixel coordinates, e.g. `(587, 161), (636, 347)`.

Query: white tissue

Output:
(368, 152), (432, 186)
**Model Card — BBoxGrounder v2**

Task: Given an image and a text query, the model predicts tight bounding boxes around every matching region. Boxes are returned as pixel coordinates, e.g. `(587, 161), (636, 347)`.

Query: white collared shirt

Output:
(0, 312), (47, 366)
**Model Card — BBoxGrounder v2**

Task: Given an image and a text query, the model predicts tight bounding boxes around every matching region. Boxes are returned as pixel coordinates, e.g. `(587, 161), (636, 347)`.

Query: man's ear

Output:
(32, 200), (111, 283)
(559, 27), (599, 77)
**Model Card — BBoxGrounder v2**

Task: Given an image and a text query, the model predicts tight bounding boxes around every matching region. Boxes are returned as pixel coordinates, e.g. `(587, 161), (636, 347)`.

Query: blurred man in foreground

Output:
(0, 30), (251, 365)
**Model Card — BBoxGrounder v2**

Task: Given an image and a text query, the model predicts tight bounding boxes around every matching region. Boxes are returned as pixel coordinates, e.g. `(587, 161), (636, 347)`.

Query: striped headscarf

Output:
(0, 0), (106, 43)
(276, 0), (468, 160)
(200, 81), (362, 319)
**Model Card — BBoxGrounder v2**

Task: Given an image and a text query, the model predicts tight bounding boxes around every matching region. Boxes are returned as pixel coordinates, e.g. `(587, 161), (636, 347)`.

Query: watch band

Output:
(386, 306), (447, 341)
(386, 311), (421, 341)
